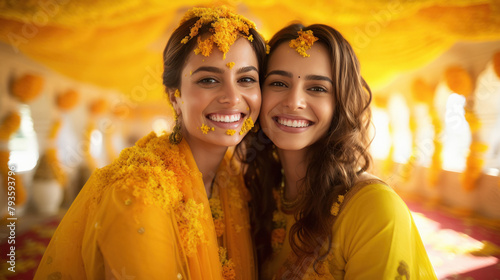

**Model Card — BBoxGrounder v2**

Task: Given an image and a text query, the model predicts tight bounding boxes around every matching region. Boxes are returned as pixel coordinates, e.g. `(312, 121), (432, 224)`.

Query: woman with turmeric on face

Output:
(35, 7), (266, 280)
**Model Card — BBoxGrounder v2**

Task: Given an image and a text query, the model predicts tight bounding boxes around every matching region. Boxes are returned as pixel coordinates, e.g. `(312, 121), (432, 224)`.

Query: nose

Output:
(219, 82), (241, 106)
(283, 86), (306, 110)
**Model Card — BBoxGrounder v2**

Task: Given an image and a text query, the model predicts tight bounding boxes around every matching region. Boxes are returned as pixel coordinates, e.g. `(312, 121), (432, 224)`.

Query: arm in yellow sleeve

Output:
(94, 187), (189, 280)
(336, 184), (437, 280)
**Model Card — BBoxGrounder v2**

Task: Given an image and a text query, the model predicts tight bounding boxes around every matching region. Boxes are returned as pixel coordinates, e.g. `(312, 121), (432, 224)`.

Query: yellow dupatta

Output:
(34, 132), (255, 280)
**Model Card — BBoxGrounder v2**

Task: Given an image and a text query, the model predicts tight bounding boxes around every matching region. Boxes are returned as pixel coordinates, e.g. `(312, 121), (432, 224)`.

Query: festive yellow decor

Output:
(411, 78), (434, 104)
(493, 51), (500, 78)
(199, 124), (215, 134)
(10, 73), (44, 103)
(462, 142), (488, 191)
(89, 98), (108, 115)
(45, 119), (67, 187)
(225, 129), (236, 136)
(0, 1), (499, 100)
(429, 109), (443, 187)
(239, 117), (254, 135)
(56, 89), (79, 111)
(0, 111), (27, 207)
(180, 6), (256, 60)
(289, 30), (318, 57)
(444, 65), (473, 97)
(174, 89), (181, 98)
(226, 62), (235, 69)
(372, 94), (389, 109)
(0, 112), (21, 140)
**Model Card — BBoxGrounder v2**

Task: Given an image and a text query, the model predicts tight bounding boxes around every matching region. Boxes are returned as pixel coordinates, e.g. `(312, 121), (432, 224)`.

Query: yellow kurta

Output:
(34, 132), (256, 280)
(263, 182), (437, 280)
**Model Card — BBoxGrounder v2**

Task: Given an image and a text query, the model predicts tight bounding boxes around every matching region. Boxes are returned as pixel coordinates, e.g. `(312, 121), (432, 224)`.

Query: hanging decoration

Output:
(0, 112), (27, 207)
(444, 65), (487, 191)
(10, 73), (44, 103)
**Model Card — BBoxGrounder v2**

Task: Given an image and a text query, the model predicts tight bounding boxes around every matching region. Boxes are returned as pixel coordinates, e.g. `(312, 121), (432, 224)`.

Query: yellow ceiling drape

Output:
(1, 0), (499, 102)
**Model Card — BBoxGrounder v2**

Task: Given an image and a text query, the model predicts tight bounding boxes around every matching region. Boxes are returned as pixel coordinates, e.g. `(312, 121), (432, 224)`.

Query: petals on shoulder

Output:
(91, 132), (186, 211)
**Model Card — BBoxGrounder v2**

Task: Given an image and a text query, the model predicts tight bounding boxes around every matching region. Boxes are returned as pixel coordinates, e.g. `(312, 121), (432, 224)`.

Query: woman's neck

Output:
(277, 148), (308, 202)
(183, 133), (227, 198)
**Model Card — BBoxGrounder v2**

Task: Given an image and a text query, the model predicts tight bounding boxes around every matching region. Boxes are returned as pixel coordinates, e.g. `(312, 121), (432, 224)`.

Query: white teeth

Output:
(277, 117), (310, 128)
(208, 114), (241, 123)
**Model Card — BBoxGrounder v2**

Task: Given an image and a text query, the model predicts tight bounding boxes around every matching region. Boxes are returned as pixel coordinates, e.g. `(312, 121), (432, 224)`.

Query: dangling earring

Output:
(170, 119), (182, 144)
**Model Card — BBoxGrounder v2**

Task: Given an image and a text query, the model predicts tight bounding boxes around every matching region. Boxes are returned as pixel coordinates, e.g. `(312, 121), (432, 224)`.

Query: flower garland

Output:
(289, 30), (318, 57)
(180, 6), (257, 60)
(209, 197), (225, 237)
(0, 112), (27, 206)
(10, 73), (44, 103)
(462, 110), (488, 191)
(219, 247), (236, 280)
(444, 66), (486, 191)
(45, 119), (67, 187)
(428, 108), (443, 187)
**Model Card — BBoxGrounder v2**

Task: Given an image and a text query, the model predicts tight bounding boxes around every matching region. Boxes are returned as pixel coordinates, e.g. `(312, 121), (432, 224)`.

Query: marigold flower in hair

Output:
(289, 30), (318, 57)
(180, 6), (257, 60)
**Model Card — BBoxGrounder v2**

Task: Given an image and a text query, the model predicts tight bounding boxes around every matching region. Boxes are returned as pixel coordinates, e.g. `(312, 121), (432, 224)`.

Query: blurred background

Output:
(0, 1), (499, 279)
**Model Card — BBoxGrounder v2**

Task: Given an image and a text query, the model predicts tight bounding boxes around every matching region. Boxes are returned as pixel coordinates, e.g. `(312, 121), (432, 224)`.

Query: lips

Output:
(207, 113), (243, 123)
(275, 116), (312, 128)
(206, 112), (246, 129)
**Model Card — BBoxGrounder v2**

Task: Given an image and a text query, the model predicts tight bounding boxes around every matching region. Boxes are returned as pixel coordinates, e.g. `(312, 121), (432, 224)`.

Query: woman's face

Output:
(172, 37), (261, 147)
(261, 42), (334, 151)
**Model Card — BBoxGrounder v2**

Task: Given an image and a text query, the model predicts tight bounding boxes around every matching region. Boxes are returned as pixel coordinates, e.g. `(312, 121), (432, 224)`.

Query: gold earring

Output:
(169, 119), (182, 144)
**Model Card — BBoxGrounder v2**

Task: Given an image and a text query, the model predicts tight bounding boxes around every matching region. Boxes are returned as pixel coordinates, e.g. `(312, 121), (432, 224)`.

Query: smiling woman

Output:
(34, 6), (266, 280)
(239, 23), (438, 279)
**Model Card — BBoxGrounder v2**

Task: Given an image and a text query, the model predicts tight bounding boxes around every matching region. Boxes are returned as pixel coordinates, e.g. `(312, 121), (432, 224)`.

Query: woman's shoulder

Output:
(89, 132), (188, 209)
(340, 173), (409, 220)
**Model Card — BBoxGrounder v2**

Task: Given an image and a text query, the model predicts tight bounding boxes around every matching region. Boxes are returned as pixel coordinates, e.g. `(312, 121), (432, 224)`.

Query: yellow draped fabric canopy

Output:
(1, 0), (500, 102)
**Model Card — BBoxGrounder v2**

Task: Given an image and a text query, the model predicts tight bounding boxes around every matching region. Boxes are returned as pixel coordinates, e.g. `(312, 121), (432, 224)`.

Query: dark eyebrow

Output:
(237, 66), (259, 74)
(305, 74), (333, 85)
(191, 66), (224, 75)
(265, 70), (293, 79)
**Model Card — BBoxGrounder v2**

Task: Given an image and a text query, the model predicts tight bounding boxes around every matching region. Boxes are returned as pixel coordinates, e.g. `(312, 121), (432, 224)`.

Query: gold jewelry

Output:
(169, 120), (182, 144)
(279, 169), (299, 209)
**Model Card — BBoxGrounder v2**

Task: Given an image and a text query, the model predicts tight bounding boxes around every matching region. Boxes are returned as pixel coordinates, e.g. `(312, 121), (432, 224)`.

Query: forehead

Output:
(183, 37), (258, 71)
(267, 42), (332, 77)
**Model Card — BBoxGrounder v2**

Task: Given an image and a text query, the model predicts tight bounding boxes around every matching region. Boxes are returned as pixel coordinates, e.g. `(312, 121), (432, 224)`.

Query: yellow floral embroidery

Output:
(239, 117), (254, 135)
(330, 195), (344, 216)
(199, 124), (215, 134)
(180, 6), (256, 60)
(175, 199), (207, 256)
(226, 129), (236, 135)
(219, 247), (236, 280)
(209, 197), (225, 237)
(289, 30), (318, 57)
(226, 62), (235, 69)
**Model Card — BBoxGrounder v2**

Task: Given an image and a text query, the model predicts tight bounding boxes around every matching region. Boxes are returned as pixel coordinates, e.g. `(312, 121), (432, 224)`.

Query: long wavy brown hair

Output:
(236, 23), (373, 272)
